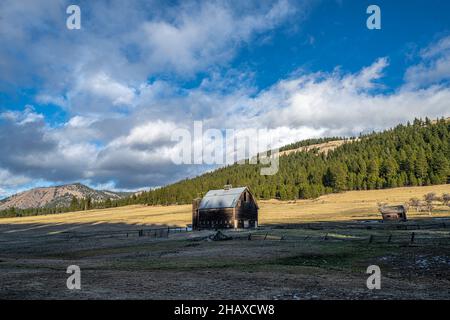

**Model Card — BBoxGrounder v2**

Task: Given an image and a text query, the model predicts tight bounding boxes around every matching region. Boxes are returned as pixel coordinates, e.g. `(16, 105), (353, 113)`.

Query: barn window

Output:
(243, 192), (247, 202)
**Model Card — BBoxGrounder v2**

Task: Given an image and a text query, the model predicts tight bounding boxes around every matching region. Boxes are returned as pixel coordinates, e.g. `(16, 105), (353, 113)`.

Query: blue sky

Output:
(1, 0), (450, 198)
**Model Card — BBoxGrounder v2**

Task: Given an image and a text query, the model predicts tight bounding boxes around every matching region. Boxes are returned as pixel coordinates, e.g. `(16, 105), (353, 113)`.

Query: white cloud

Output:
(242, 59), (449, 136)
(66, 116), (97, 128)
(139, 0), (296, 74)
(0, 105), (44, 125)
(405, 35), (450, 88)
(35, 94), (69, 109)
(0, 0), (302, 105)
(0, 169), (31, 189)
(109, 121), (179, 149)
(341, 57), (388, 91)
(80, 72), (137, 106)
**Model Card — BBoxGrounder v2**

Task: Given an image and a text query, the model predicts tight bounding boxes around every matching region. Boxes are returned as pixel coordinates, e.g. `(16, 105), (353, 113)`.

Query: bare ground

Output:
(1, 218), (449, 300)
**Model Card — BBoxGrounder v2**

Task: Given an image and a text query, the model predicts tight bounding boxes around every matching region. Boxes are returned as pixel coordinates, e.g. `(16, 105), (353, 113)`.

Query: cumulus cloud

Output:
(0, 169), (33, 198)
(140, 0), (296, 74)
(404, 35), (450, 88)
(0, 108), (98, 184)
(35, 94), (69, 109)
(79, 72), (137, 106)
(245, 58), (449, 135)
(0, 0), (302, 108)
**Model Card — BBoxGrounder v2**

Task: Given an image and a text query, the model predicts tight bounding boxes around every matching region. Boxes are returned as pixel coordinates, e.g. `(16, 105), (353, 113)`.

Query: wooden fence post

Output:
(410, 232), (415, 244)
(387, 234), (392, 243)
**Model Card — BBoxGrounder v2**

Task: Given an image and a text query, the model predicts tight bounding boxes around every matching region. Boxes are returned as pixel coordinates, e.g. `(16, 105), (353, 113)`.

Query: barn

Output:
(192, 186), (258, 230)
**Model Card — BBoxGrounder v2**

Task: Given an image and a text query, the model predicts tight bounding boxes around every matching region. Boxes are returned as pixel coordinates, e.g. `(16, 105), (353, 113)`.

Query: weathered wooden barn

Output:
(192, 186), (258, 230)
(379, 205), (408, 222)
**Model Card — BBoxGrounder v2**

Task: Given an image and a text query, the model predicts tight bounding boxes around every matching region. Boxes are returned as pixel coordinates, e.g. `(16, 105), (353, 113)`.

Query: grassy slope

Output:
(1, 184), (449, 227)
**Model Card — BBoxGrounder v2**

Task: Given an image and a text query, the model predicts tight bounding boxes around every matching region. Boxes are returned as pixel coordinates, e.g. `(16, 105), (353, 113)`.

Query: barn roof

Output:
(379, 205), (407, 214)
(198, 187), (247, 210)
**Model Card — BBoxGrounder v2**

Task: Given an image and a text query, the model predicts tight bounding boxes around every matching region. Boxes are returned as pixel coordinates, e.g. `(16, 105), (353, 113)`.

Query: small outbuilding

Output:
(379, 205), (408, 222)
(192, 185), (258, 230)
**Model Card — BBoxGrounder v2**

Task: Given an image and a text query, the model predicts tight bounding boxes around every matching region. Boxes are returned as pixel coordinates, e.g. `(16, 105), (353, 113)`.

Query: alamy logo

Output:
(66, 5), (81, 30)
(66, 265), (81, 290)
(366, 5), (381, 30)
(170, 122), (280, 175)
(366, 265), (381, 289)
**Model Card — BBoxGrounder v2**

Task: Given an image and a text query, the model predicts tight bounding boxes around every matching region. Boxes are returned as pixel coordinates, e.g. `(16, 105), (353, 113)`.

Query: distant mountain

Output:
(0, 183), (130, 210)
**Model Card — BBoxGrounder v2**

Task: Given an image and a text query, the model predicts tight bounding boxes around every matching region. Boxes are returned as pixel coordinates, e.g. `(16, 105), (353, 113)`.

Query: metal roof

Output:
(198, 187), (247, 210)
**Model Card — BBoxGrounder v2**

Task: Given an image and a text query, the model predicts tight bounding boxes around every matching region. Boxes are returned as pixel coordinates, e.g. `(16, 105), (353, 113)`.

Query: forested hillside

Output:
(2, 118), (449, 217)
(122, 117), (449, 206)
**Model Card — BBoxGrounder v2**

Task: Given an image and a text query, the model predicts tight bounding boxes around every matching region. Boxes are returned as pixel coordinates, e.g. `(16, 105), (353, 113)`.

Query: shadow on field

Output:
(0, 220), (190, 257)
(1, 216), (450, 300)
(1, 215), (449, 256)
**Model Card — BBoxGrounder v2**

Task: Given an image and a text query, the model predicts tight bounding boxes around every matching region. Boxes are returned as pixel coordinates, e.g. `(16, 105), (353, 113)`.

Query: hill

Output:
(122, 117), (449, 206)
(0, 183), (129, 211)
(278, 138), (360, 157)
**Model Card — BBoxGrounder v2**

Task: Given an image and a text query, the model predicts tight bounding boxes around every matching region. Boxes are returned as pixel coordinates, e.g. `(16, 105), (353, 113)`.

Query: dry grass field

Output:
(278, 138), (364, 157)
(1, 184), (449, 229)
(261, 184), (450, 224)
(1, 184), (449, 300)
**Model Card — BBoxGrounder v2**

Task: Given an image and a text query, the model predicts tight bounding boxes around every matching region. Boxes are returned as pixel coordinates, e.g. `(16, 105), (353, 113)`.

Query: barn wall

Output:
(197, 208), (235, 229)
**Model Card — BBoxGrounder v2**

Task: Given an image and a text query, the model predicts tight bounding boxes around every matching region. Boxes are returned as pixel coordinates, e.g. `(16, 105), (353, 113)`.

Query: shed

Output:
(192, 185), (258, 230)
(379, 205), (408, 222)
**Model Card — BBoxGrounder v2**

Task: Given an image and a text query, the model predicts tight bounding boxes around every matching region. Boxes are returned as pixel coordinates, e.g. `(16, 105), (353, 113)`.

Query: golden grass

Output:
(0, 204), (192, 227)
(1, 184), (449, 227)
(261, 184), (450, 224)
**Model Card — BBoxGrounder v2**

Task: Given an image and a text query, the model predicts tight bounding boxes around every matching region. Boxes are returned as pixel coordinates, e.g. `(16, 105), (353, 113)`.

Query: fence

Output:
(63, 226), (191, 240)
(244, 230), (450, 245)
(271, 221), (450, 231)
(60, 221), (450, 245)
